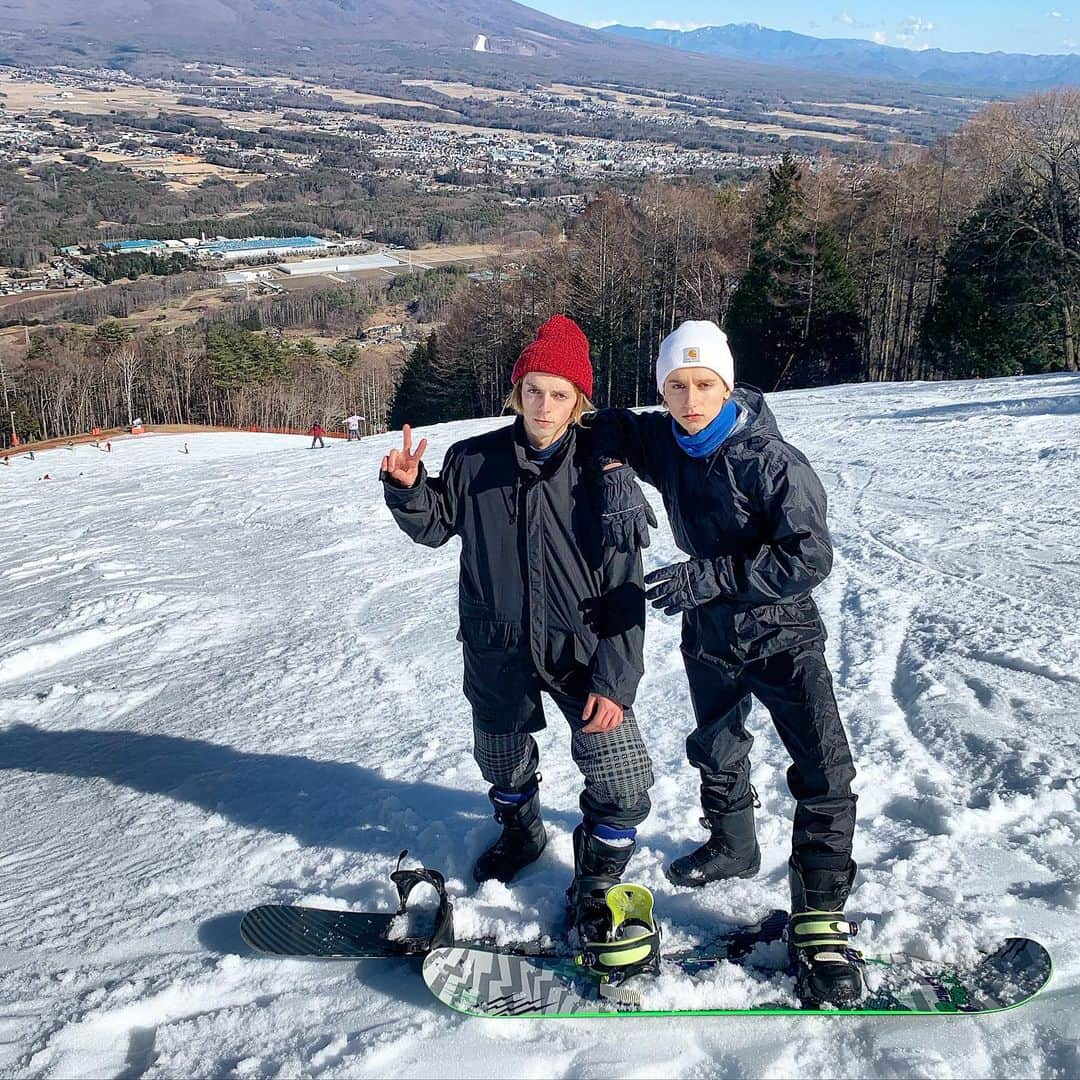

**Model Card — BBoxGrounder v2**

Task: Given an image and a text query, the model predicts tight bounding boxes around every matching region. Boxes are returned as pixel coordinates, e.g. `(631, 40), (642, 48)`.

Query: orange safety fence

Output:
(1, 422), (351, 460)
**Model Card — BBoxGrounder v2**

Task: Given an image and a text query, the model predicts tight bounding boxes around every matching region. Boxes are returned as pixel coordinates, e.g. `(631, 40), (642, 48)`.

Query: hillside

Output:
(1, 373), (1078, 1075)
(0, 0), (962, 106)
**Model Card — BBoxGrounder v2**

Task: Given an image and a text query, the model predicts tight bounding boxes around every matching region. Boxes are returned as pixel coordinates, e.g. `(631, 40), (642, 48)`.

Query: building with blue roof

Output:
(197, 236), (330, 261)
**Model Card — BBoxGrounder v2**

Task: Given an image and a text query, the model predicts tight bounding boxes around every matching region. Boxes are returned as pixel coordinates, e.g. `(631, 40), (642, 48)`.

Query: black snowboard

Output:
(239, 902), (787, 962)
(241, 859), (455, 959)
(240, 904), (429, 958)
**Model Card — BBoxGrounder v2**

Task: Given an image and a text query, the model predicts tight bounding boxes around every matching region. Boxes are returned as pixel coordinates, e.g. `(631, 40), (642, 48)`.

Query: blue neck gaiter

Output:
(526, 427), (571, 463)
(673, 400), (739, 459)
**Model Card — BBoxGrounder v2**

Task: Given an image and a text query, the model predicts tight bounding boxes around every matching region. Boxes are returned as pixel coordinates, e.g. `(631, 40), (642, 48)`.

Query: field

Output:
(0, 70), (888, 149)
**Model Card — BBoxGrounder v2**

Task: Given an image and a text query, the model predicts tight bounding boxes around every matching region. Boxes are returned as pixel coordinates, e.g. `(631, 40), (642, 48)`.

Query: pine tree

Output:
(922, 168), (1080, 378)
(388, 332), (445, 429)
(726, 155), (863, 390)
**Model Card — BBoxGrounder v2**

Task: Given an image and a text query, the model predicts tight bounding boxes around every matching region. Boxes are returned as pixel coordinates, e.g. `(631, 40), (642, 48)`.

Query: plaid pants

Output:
(472, 692), (653, 830)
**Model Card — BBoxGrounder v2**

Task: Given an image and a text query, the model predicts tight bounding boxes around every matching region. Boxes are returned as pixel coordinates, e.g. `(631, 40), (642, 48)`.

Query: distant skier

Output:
(309, 421), (326, 449)
(590, 320), (862, 1006)
(345, 414), (363, 441)
(380, 315), (654, 945)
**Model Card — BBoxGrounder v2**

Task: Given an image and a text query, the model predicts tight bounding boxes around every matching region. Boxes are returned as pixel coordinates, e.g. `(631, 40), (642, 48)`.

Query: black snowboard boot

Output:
(787, 858), (863, 1006)
(567, 824), (637, 944)
(666, 797), (761, 888)
(472, 776), (547, 884)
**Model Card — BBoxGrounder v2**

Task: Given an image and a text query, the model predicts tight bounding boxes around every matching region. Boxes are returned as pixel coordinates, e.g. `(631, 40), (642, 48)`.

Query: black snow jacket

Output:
(381, 418), (646, 723)
(591, 386), (832, 667)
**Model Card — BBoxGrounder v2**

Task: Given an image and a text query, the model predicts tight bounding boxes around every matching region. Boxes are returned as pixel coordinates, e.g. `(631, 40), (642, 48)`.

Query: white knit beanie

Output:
(656, 321), (735, 395)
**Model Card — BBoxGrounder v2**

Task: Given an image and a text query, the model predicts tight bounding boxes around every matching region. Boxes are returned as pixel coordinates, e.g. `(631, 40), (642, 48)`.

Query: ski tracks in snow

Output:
(807, 379), (1080, 980)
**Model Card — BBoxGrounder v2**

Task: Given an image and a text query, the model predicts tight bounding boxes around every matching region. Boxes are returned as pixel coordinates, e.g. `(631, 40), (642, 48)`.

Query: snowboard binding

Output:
(787, 909), (864, 1006)
(388, 850), (455, 952)
(575, 883), (662, 1005)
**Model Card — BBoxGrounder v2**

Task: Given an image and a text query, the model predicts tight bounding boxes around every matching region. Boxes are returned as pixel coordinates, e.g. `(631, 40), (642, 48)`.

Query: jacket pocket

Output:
(457, 602), (519, 651)
(732, 594), (824, 659)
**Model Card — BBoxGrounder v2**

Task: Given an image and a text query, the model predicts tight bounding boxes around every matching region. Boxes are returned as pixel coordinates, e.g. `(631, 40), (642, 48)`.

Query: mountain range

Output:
(4, 0), (1057, 108)
(0, 0), (894, 105)
(606, 22), (1080, 92)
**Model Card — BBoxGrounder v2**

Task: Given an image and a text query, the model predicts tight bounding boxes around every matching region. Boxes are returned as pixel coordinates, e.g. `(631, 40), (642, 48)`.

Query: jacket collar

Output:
(512, 416), (576, 476)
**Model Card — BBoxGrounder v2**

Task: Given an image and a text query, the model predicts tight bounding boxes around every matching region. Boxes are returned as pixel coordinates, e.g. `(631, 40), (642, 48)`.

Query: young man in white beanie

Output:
(589, 319), (861, 1007)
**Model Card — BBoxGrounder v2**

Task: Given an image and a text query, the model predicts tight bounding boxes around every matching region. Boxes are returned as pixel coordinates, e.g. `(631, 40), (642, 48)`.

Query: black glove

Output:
(644, 559), (724, 615)
(597, 465), (658, 553)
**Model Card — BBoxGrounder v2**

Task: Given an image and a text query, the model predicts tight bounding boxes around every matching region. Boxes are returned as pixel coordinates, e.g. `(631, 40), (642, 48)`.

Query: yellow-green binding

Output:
(576, 883), (660, 972)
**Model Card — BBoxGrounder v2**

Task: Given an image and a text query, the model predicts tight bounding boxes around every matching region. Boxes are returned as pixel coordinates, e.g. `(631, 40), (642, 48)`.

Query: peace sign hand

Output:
(381, 424), (428, 488)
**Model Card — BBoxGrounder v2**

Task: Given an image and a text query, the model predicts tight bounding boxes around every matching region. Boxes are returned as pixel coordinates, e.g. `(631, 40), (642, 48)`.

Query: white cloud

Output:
(895, 15), (934, 45)
(873, 30), (888, 44)
(1064, 36), (1079, 46)
(1048, 10), (1065, 18)
(835, 12), (857, 25)
(647, 20), (705, 31)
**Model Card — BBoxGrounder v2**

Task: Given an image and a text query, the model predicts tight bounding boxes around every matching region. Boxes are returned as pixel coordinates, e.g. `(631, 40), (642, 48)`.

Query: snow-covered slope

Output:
(2, 375), (1078, 1078)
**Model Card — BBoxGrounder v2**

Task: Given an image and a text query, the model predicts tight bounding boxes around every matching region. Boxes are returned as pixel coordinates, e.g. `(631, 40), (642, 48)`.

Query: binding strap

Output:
(389, 849), (455, 950)
(578, 928), (661, 973)
(789, 909), (859, 954)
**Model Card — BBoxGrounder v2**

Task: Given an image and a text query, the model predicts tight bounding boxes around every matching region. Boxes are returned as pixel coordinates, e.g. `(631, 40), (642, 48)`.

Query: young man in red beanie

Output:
(380, 314), (654, 944)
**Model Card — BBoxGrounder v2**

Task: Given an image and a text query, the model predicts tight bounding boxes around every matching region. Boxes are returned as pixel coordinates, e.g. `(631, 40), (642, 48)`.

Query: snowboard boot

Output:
(665, 795), (761, 888)
(787, 857), (863, 1006)
(567, 823), (637, 945)
(472, 776), (547, 885)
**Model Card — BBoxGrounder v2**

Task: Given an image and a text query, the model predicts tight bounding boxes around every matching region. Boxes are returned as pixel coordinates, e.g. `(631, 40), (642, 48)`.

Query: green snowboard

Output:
(422, 920), (1051, 1018)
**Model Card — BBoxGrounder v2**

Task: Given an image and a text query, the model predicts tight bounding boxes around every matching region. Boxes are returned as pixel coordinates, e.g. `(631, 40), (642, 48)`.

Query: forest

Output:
(389, 91), (1080, 426)
(2, 91), (1076, 448)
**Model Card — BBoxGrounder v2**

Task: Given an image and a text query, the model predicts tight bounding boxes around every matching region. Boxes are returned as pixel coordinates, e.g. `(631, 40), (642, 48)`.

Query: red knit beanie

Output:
(511, 314), (593, 400)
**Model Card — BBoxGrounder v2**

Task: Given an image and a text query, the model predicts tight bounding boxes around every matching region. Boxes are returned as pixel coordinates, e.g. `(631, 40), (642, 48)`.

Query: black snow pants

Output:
(682, 645), (856, 872)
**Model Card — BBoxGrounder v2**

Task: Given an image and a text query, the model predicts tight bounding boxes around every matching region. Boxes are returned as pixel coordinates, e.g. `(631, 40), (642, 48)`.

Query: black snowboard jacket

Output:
(381, 418), (646, 724)
(590, 386), (832, 667)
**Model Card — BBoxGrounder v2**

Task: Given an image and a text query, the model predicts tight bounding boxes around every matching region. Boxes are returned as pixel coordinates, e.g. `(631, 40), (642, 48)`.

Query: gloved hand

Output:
(597, 464), (658, 552)
(644, 559), (724, 615)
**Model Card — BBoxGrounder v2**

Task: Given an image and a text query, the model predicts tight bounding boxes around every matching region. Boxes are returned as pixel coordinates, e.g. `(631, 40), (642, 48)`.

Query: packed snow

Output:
(1, 373), (1079, 1078)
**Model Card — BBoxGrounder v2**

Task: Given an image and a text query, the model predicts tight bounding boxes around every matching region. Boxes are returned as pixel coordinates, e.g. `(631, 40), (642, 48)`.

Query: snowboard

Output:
(241, 859), (456, 959)
(241, 904), (432, 958)
(422, 921), (1051, 1018)
(239, 901), (786, 963)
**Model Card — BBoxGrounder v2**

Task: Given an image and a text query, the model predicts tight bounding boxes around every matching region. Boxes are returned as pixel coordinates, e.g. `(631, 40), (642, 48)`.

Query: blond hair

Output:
(504, 381), (595, 425)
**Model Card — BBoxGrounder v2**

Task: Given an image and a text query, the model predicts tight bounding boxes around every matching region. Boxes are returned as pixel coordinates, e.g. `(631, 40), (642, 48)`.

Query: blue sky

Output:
(527, 2), (1080, 54)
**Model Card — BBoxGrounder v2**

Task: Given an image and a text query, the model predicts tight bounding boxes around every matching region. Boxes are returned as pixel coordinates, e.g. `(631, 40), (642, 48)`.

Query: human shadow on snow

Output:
(0, 722), (580, 867)
(2, 724), (775, 960)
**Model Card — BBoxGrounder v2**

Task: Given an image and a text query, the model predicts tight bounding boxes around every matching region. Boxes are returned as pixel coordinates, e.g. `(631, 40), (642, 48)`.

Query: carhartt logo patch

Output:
(684, 347), (699, 361)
